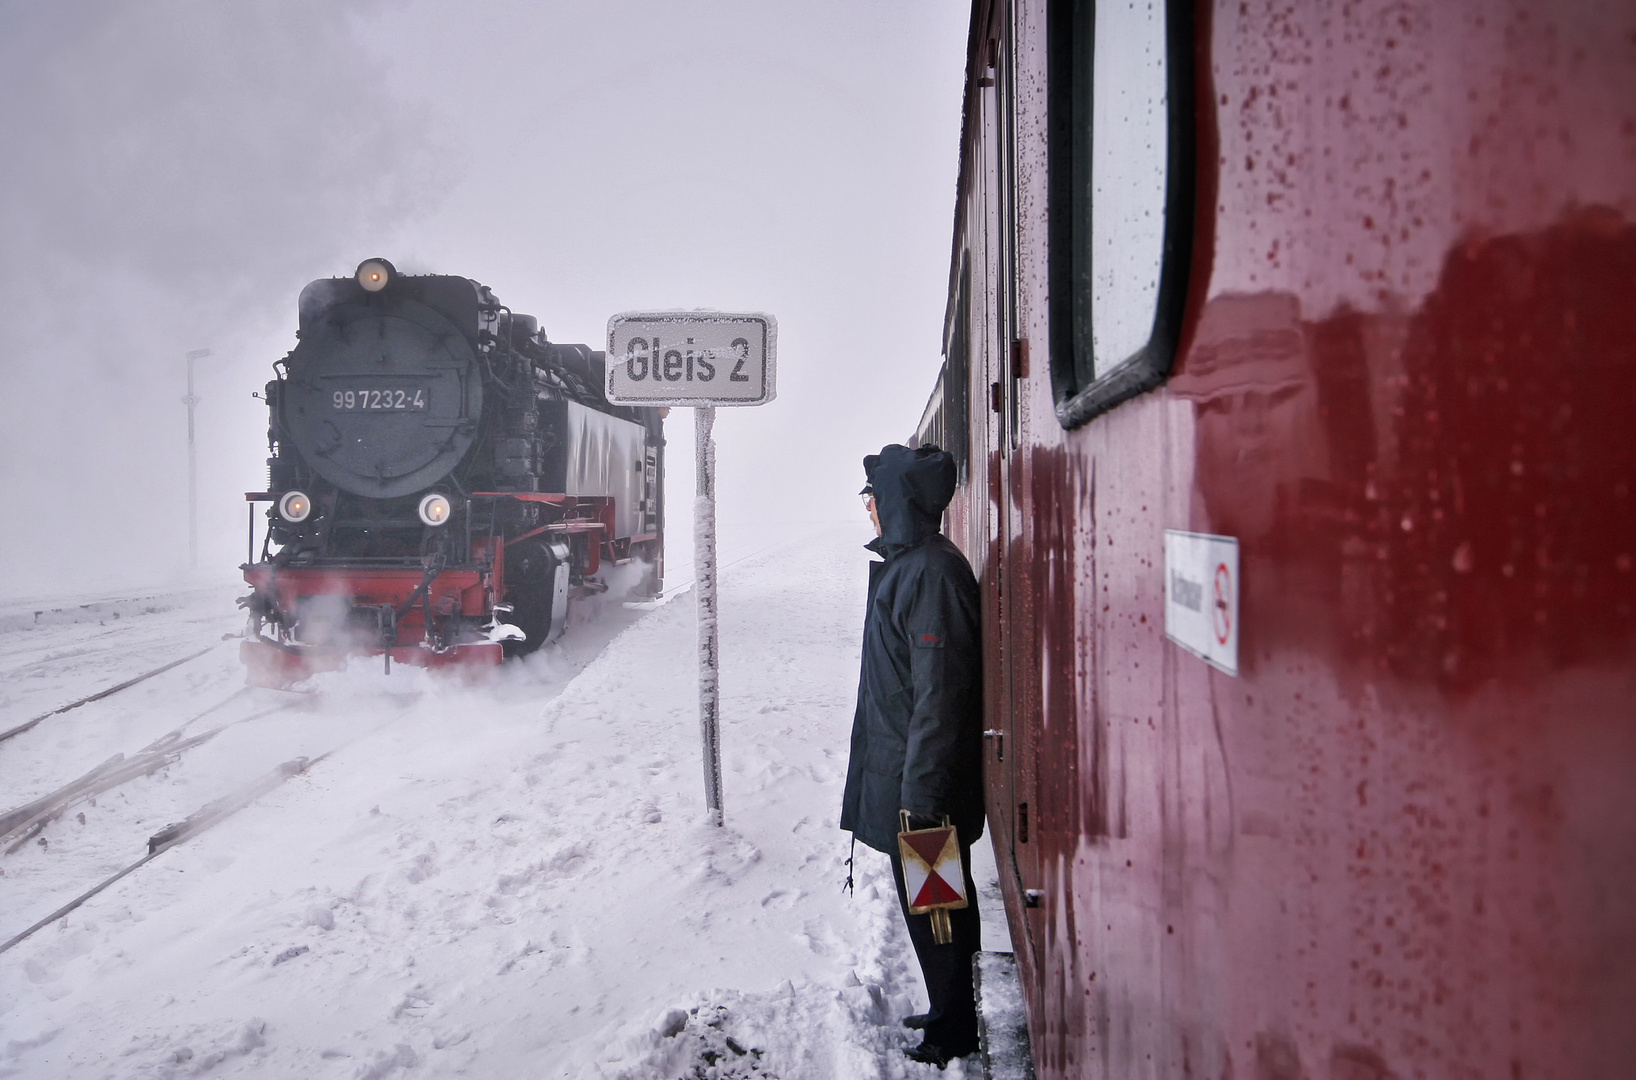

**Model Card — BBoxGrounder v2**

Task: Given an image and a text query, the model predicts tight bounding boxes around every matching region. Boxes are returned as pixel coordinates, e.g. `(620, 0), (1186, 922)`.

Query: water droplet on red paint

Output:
(1452, 543), (1474, 573)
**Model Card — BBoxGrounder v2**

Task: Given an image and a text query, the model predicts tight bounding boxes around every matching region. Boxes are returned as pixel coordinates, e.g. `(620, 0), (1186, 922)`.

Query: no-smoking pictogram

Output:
(1213, 562), (1233, 645)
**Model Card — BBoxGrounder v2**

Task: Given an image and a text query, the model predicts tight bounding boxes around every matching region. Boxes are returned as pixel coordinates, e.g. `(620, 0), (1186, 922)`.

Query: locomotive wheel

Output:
(502, 584), (554, 657)
(502, 539), (559, 657)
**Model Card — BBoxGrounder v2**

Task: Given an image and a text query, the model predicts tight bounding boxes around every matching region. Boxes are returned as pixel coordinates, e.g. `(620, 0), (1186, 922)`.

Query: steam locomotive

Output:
(239, 259), (663, 686)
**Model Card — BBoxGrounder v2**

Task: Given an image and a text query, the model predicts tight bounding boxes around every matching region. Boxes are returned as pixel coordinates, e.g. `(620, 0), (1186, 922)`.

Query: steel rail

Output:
(0, 752), (328, 956)
(0, 693), (419, 957)
(0, 643), (220, 745)
(0, 694), (294, 852)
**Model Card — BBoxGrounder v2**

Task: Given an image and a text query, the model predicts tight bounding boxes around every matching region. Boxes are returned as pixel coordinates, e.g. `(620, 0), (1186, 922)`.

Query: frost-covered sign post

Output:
(606, 312), (777, 826)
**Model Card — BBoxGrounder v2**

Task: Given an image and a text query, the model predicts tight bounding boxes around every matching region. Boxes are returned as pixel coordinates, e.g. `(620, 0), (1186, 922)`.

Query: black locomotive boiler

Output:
(240, 259), (663, 686)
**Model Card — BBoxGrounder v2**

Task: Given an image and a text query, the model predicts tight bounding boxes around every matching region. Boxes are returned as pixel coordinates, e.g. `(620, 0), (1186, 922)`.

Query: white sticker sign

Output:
(605, 311), (776, 407)
(1163, 530), (1238, 676)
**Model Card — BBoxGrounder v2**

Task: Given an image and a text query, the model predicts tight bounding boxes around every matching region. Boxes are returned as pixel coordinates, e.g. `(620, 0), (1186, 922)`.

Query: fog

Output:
(0, 0), (967, 599)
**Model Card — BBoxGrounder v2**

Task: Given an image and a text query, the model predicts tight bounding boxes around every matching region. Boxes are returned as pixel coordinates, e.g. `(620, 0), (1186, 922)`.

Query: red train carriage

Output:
(240, 261), (663, 686)
(933, 1), (1636, 1076)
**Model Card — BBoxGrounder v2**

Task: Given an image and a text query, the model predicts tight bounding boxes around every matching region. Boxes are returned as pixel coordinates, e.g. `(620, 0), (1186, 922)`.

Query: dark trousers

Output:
(888, 837), (981, 1052)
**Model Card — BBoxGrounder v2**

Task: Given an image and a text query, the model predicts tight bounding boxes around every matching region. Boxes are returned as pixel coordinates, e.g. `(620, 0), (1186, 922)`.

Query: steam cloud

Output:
(0, 0), (451, 594)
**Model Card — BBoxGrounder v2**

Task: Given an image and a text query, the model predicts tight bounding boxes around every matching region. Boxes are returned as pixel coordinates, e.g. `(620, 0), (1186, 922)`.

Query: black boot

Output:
(904, 1038), (978, 1069)
(904, 1040), (953, 1069)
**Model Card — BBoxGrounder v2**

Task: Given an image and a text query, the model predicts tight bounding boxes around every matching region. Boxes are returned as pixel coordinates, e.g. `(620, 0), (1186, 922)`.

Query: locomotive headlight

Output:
(356, 258), (395, 293)
(278, 490), (313, 523)
(418, 493), (452, 527)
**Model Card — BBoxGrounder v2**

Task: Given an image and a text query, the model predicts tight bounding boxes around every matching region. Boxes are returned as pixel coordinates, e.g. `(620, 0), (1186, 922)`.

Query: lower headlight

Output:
(278, 490), (312, 523)
(418, 493), (452, 526)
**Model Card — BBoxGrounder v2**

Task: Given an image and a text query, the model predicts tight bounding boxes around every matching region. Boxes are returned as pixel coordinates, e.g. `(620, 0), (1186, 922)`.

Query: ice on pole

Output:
(693, 406), (722, 822)
(606, 311), (777, 825)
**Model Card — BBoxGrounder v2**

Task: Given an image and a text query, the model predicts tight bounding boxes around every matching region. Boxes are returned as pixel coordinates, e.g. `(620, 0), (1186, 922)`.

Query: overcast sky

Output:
(0, 0), (968, 597)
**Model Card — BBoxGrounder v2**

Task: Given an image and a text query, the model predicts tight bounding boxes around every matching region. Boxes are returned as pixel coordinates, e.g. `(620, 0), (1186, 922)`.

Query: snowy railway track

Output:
(0, 752), (324, 955)
(0, 641), (224, 745)
(0, 687), (284, 852)
(0, 577), (648, 977)
(0, 684), (424, 958)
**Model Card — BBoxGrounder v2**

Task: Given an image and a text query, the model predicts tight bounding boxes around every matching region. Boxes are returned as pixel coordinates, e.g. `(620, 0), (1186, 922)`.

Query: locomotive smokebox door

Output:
(281, 277), (485, 499)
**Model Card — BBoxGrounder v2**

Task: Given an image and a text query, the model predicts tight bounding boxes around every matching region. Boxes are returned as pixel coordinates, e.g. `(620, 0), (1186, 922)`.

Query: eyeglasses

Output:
(860, 492), (875, 508)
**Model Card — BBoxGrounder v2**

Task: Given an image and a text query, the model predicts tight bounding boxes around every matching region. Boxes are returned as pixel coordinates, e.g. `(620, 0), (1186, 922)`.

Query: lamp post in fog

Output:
(183, 348), (213, 569)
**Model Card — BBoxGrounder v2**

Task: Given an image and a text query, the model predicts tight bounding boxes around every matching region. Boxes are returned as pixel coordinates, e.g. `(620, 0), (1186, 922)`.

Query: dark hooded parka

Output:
(841, 444), (984, 855)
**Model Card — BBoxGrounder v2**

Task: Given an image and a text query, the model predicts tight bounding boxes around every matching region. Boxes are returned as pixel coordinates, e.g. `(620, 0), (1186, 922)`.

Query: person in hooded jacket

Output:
(841, 443), (984, 1068)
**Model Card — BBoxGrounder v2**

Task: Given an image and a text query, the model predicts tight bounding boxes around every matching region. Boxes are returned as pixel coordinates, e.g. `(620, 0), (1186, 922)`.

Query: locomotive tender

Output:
(928, 1), (1635, 1077)
(240, 259), (663, 685)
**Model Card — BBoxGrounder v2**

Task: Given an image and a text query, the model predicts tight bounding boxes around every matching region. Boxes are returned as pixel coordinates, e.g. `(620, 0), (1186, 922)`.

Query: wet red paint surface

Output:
(943, 1), (1636, 1076)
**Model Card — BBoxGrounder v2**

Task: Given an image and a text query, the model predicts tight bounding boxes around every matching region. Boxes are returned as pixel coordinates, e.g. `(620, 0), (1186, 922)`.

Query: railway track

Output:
(0, 752), (322, 955)
(0, 532), (779, 750)
(0, 678), (421, 957)
(1, 576), (646, 961)
(0, 642), (225, 745)
(0, 687), (281, 853)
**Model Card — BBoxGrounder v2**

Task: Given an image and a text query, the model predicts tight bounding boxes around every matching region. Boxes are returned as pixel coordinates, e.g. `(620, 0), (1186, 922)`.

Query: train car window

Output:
(915, 371), (947, 452)
(1087, 2), (1167, 374)
(1047, 0), (1195, 429)
(944, 259), (972, 479)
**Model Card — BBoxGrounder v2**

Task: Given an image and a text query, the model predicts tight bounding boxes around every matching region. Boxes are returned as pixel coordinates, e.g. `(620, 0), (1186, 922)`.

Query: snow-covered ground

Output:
(0, 524), (1009, 1079)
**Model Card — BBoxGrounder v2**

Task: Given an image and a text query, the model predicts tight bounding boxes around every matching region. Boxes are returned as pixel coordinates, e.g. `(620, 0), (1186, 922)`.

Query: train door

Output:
(972, 26), (1013, 886)
(977, 0), (1043, 976)
(970, 6), (1011, 872)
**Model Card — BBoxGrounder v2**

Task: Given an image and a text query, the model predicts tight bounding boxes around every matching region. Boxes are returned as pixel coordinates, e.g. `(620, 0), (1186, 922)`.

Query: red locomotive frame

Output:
(934, 1), (1636, 1076)
(240, 490), (661, 685)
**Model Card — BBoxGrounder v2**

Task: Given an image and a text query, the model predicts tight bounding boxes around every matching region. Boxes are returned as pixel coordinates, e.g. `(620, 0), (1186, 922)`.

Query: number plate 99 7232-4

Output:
(331, 388), (427, 411)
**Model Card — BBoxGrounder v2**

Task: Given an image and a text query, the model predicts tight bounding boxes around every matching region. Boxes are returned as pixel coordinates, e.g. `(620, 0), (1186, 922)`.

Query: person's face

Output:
(863, 491), (881, 536)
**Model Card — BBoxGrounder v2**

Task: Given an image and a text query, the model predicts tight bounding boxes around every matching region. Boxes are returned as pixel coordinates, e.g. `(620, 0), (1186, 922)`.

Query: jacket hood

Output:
(865, 444), (955, 550)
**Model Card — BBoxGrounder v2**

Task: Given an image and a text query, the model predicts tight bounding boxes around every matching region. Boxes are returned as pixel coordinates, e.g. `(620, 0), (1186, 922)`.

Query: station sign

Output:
(605, 311), (777, 407)
(604, 307), (778, 825)
(1163, 529), (1239, 676)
